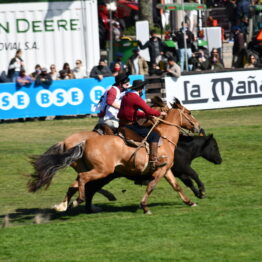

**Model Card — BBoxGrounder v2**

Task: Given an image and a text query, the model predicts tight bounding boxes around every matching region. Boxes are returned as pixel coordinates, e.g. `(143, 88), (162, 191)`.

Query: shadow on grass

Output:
(0, 201), (179, 225)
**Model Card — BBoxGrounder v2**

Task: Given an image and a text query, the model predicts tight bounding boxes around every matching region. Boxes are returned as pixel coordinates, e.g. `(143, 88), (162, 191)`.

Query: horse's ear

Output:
(151, 96), (165, 107)
(174, 97), (181, 105)
(199, 128), (206, 136)
(172, 97), (181, 108)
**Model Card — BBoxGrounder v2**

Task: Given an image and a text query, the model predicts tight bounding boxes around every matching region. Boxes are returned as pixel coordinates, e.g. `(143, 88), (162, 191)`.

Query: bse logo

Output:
(36, 88), (84, 107)
(0, 91), (30, 110)
(0, 88), (84, 110)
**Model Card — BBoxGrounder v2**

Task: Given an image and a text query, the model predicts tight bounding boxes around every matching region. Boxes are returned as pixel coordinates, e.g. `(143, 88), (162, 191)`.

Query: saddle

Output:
(118, 126), (146, 148)
(93, 123), (161, 148)
(93, 123), (117, 135)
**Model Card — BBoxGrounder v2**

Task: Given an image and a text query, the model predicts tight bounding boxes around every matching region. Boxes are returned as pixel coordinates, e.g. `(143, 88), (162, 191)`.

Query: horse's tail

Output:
(27, 141), (85, 193)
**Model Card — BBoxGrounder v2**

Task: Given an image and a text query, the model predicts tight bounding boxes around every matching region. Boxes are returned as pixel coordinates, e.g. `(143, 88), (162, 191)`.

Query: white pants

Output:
(98, 118), (119, 128)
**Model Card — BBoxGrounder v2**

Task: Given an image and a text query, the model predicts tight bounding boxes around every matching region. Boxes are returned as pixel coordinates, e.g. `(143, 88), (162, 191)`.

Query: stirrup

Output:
(148, 160), (167, 172)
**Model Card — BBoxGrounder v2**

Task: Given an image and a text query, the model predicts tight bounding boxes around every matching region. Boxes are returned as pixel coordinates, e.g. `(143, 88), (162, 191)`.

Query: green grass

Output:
(0, 106), (262, 262)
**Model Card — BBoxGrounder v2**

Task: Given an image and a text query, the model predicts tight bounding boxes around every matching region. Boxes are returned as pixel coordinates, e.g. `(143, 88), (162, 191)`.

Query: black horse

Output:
(84, 134), (222, 212)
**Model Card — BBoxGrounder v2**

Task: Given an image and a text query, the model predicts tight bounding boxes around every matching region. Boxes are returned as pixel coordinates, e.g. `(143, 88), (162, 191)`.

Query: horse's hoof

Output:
(91, 204), (103, 213)
(145, 210), (152, 215)
(53, 202), (68, 212)
(71, 200), (79, 208)
(191, 203), (197, 207)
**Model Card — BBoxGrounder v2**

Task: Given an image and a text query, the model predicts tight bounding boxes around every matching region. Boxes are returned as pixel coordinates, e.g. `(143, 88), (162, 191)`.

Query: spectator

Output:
(210, 48), (223, 63)
(173, 22), (195, 72)
(73, 60), (87, 79)
(112, 21), (122, 41)
(8, 49), (25, 82)
(138, 29), (165, 65)
(191, 50), (210, 71)
(16, 69), (33, 87)
(35, 67), (53, 87)
(236, 0), (250, 19)
(89, 58), (112, 80)
(210, 56), (224, 71)
(126, 48), (149, 75)
(149, 63), (164, 76)
(232, 26), (246, 68)
(30, 64), (42, 80)
(112, 62), (125, 77)
(226, 0), (238, 40)
(165, 56), (181, 78)
(58, 70), (69, 80)
(49, 64), (59, 80)
(244, 55), (261, 68)
(62, 62), (75, 79)
(110, 52), (126, 72)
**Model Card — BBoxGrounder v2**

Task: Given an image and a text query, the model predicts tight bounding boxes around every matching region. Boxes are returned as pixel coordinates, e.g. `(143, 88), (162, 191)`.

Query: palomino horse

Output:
(55, 133), (222, 213)
(28, 99), (201, 214)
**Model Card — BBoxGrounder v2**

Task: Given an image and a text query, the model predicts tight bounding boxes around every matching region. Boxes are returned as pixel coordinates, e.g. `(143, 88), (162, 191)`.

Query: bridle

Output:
(137, 107), (197, 148)
(129, 105), (198, 160)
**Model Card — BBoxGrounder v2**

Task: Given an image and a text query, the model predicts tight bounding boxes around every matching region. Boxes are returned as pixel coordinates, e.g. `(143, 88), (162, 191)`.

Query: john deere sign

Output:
(0, 18), (79, 33)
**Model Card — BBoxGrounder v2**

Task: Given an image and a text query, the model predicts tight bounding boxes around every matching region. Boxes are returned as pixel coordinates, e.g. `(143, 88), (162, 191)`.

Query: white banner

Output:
(165, 70), (262, 110)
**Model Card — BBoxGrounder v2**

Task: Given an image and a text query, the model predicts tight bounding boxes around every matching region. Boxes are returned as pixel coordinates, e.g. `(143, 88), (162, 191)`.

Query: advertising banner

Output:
(165, 70), (262, 110)
(0, 75), (144, 120)
(0, 1), (99, 75)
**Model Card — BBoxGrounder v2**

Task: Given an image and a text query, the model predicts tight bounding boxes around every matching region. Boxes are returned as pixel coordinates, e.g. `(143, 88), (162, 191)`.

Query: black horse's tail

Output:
(27, 141), (85, 192)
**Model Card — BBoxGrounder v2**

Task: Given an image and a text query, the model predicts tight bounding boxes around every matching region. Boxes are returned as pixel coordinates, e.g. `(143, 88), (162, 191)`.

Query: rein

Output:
(128, 107), (197, 162)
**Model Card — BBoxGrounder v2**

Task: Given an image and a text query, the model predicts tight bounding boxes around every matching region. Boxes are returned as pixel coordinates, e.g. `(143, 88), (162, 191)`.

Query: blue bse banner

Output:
(0, 75), (144, 120)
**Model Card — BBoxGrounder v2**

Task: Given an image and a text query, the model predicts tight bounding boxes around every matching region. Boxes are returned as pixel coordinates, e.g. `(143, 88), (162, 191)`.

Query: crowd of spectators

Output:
(1, 8), (261, 86)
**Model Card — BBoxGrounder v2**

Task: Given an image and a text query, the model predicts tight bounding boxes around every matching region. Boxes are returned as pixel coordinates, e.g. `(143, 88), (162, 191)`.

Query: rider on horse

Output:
(118, 79), (167, 172)
(97, 73), (130, 129)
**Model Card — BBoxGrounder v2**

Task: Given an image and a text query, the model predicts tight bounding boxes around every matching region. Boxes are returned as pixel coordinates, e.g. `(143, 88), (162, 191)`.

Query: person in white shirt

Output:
(73, 60), (87, 79)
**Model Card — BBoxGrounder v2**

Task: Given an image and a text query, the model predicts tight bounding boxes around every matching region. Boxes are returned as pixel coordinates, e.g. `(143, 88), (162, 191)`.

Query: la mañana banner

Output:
(0, 75), (144, 120)
(165, 69), (262, 110)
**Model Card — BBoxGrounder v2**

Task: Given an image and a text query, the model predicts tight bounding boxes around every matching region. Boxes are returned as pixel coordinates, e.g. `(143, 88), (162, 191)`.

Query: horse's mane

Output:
(151, 96), (166, 107)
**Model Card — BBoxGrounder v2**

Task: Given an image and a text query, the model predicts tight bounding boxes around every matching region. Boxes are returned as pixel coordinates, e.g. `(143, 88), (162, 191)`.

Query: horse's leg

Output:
(53, 179), (79, 212)
(140, 173), (162, 215)
(76, 169), (111, 208)
(54, 159), (86, 212)
(85, 175), (117, 213)
(165, 170), (197, 206)
(177, 173), (202, 198)
(185, 167), (206, 198)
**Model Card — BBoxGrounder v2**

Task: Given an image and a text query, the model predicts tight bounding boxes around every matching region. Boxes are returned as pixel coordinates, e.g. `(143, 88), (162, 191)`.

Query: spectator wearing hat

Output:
(90, 58), (112, 80)
(165, 57), (181, 78)
(118, 79), (167, 172)
(137, 30), (165, 65)
(35, 67), (53, 87)
(16, 69), (33, 88)
(97, 73), (130, 129)
(126, 48), (149, 75)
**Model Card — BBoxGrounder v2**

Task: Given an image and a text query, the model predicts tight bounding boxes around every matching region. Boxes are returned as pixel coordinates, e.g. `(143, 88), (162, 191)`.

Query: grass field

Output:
(0, 106), (261, 262)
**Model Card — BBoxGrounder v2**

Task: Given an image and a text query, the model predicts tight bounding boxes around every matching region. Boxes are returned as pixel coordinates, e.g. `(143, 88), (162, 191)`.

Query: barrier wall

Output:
(0, 75), (144, 120)
(165, 69), (262, 110)
(1, 69), (261, 120)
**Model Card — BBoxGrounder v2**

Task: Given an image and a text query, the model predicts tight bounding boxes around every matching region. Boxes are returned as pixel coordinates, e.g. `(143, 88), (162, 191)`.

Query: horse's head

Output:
(170, 98), (201, 133)
(201, 134), (222, 164)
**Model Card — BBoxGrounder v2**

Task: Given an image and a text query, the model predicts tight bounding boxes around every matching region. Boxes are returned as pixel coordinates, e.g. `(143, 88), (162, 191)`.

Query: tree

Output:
(139, 0), (153, 28)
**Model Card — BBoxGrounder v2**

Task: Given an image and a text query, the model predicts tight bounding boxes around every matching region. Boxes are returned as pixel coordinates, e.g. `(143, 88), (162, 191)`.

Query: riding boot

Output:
(148, 142), (167, 173)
